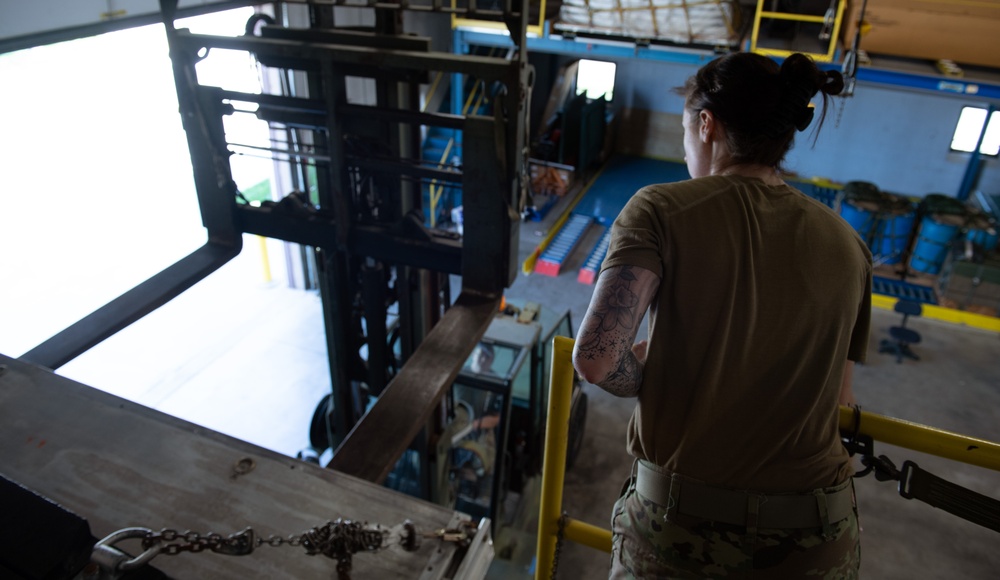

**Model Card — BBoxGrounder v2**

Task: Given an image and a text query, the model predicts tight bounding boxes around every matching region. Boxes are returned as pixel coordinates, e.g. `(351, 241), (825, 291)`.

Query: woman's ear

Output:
(699, 109), (715, 143)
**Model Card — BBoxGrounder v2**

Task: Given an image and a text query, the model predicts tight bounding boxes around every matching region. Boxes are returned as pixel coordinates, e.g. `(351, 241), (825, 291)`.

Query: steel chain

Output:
(142, 527), (255, 556)
(835, 94), (847, 130)
(132, 518), (426, 579)
(550, 513), (567, 580)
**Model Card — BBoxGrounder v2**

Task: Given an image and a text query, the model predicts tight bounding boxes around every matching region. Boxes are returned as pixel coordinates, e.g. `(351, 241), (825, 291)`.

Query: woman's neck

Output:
(714, 162), (784, 186)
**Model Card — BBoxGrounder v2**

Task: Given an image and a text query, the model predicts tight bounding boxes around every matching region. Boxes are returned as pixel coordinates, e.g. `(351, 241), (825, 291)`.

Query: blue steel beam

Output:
(855, 67), (1000, 101)
(457, 28), (1000, 100)
(455, 29), (718, 66)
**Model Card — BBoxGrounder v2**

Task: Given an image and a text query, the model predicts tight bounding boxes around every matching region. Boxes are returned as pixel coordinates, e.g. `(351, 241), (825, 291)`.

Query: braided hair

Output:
(677, 52), (844, 169)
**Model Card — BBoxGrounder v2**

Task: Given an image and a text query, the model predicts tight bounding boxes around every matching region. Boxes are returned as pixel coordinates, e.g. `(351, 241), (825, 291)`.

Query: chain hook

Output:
(92, 527), (162, 574)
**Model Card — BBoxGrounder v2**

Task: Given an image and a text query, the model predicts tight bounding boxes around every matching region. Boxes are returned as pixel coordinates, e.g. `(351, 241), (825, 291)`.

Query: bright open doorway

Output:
(0, 8), (328, 457)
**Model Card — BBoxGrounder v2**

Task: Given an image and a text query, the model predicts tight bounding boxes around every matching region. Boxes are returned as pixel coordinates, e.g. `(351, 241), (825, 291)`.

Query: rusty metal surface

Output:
(0, 354), (484, 578)
(328, 291), (501, 483)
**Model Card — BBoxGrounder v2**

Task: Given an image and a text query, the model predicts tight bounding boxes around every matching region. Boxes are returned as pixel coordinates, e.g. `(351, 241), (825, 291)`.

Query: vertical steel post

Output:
(535, 335), (575, 579)
(314, 56), (357, 444)
(363, 260), (389, 397)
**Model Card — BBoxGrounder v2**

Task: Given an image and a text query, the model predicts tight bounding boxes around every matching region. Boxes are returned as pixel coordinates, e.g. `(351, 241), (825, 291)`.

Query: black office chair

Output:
(879, 300), (922, 363)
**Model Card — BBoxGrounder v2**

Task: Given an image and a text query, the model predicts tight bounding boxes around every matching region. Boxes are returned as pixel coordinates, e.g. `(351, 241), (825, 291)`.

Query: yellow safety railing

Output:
(536, 335), (612, 578)
(452, 0), (547, 36)
(535, 335), (1000, 579)
(750, 0), (846, 63)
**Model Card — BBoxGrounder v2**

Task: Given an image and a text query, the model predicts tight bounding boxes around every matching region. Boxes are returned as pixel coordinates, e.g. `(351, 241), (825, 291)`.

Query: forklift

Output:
(305, 297), (588, 558)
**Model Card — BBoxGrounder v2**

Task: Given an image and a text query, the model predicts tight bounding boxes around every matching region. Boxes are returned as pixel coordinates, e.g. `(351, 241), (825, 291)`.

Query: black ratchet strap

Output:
(843, 422), (1000, 535)
(899, 460), (1000, 534)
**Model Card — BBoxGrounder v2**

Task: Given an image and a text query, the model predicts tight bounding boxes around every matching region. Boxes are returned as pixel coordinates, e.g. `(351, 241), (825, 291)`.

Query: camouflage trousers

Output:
(609, 478), (860, 579)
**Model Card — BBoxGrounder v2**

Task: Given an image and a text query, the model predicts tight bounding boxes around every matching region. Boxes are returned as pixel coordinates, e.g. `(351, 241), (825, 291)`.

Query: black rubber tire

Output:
(309, 394), (334, 451)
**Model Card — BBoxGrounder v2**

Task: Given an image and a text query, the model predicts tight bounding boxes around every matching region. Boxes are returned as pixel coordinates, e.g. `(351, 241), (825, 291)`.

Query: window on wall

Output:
(950, 106), (1000, 155)
(575, 59), (616, 101)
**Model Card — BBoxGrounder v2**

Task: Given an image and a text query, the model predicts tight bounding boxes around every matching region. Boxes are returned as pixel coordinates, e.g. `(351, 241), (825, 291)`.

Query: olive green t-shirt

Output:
(602, 175), (872, 492)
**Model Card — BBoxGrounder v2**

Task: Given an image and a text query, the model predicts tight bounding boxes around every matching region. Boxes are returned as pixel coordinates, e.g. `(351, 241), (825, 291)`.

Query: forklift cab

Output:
(447, 300), (586, 530)
(352, 298), (586, 550)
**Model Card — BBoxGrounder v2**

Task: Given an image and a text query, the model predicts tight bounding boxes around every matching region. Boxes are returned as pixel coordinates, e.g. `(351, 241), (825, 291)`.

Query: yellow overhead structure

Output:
(750, 0), (847, 63)
(452, 0), (548, 35)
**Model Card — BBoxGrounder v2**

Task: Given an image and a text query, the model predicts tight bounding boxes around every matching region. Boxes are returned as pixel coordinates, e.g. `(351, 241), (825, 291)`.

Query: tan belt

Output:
(635, 460), (854, 529)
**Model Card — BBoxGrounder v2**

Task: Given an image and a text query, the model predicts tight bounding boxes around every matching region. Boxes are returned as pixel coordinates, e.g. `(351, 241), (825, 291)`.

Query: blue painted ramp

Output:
(573, 155), (690, 224)
(566, 156), (688, 283)
(536, 214), (594, 277)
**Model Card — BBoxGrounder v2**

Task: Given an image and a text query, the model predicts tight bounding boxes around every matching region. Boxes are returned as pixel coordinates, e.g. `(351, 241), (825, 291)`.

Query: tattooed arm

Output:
(573, 265), (661, 397)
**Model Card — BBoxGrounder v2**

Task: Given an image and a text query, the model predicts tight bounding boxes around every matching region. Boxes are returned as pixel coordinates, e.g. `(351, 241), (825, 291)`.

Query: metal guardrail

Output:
(750, 0), (847, 63)
(536, 335), (612, 580)
(535, 335), (1000, 579)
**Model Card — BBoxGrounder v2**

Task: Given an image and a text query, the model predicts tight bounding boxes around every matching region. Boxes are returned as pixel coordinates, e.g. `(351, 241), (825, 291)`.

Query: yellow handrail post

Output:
(257, 235), (272, 283)
(562, 517), (612, 553)
(535, 335), (576, 579)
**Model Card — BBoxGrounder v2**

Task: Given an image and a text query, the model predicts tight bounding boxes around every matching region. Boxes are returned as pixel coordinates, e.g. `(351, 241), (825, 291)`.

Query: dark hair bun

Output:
(821, 70), (845, 96)
(677, 51), (840, 168)
(773, 54), (843, 134)
(779, 53), (844, 99)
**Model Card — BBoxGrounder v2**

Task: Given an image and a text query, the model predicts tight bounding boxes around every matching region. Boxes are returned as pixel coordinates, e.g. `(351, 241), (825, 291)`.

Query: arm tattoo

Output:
(577, 266), (645, 396)
(601, 348), (643, 397)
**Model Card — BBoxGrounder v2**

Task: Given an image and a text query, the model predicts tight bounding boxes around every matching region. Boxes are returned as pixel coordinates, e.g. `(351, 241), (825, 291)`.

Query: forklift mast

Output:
(156, 0), (535, 487)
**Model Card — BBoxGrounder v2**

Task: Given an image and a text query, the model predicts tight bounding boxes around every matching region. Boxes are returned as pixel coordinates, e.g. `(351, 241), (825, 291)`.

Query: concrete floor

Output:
(5, 191), (999, 578)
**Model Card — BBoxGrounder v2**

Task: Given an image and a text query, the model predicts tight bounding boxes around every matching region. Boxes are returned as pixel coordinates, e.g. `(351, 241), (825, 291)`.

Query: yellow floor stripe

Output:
(873, 293), (1000, 333)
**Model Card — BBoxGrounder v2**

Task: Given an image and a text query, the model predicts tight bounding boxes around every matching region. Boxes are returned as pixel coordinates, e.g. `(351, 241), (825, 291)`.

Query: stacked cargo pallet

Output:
(557, 0), (739, 45)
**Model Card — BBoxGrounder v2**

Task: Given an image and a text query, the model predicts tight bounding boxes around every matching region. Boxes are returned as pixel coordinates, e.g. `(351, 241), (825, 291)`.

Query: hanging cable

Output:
(841, 0), (868, 97)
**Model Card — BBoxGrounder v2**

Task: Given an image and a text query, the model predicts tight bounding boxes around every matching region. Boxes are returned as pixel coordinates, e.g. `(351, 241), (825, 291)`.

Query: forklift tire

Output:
(309, 394), (334, 451)
(566, 388), (588, 471)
